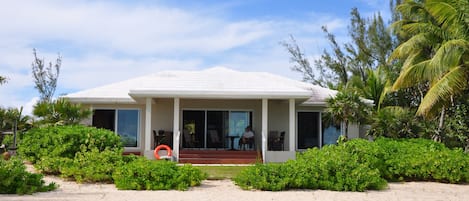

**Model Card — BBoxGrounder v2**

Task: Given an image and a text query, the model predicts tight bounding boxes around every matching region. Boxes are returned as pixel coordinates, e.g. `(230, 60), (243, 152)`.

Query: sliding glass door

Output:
(182, 110), (251, 149)
(229, 111), (250, 149)
(182, 111), (205, 148)
(297, 112), (320, 149)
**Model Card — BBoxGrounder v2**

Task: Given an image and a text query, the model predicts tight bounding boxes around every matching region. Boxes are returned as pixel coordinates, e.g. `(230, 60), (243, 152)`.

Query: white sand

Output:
(1, 166), (468, 201)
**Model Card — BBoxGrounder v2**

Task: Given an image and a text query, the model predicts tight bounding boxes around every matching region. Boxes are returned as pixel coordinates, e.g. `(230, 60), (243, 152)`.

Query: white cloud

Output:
(0, 1), (274, 56)
(0, 0), (353, 114)
(59, 55), (204, 91)
(22, 97), (39, 116)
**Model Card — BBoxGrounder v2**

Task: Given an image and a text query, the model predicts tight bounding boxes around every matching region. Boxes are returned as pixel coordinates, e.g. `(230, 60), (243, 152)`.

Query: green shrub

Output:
(0, 157), (56, 195)
(18, 125), (122, 163)
(113, 157), (206, 190)
(234, 163), (290, 191)
(234, 138), (469, 192)
(234, 139), (388, 192)
(35, 157), (72, 175)
(61, 148), (124, 183)
(375, 137), (469, 183)
(1, 134), (13, 147)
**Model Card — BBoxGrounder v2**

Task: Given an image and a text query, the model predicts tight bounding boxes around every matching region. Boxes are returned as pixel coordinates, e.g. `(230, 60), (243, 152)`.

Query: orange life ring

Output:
(154, 144), (172, 160)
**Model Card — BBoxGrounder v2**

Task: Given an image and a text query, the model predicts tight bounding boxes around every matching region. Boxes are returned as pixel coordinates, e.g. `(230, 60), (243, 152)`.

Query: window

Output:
(92, 109), (140, 147)
(322, 114), (341, 145)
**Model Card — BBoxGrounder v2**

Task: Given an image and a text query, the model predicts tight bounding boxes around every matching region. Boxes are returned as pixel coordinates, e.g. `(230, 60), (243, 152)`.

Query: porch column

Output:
(289, 98), (295, 151)
(172, 98), (180, 162)
(144, 98), (152, 153)
(262, 98), (268, 163)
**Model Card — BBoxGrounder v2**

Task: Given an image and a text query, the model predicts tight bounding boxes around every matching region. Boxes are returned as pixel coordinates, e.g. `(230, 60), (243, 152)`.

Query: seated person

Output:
(239, 126), (254, 149)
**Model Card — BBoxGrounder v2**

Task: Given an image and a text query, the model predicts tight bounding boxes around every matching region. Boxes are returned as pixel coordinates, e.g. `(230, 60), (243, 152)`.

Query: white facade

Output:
(65, 67), (362, 163)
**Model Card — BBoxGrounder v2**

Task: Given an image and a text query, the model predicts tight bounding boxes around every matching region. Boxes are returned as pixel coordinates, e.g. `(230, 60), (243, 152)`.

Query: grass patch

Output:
(197, 166), (249, 180)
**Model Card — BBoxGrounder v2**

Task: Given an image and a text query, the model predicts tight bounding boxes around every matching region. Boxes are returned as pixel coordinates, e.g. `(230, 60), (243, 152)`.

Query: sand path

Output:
(1, 164), (468, 201)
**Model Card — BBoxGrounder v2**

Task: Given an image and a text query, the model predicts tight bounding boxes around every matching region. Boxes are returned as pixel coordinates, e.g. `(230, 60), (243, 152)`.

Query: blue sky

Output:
(0, 0), (391, 115)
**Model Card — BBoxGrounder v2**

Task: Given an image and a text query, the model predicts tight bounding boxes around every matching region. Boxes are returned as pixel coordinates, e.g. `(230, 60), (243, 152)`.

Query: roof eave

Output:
(65, 97), (136, 104)
(300, 101), (327, 106)
(129, 90), (312, 99)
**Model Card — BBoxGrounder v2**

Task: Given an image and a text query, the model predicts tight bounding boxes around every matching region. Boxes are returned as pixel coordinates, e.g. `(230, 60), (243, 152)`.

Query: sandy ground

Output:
(1, 166), (468, 201)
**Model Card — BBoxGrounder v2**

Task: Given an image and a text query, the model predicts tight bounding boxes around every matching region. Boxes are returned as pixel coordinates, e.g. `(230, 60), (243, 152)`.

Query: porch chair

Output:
(268, 131), (279, 150)
(208, 130), (223, 149)
(153, 130), (172, 148)
(271, 131), (285, 151)
(183, 129), (199, 148)
(239, 132), (255, 150)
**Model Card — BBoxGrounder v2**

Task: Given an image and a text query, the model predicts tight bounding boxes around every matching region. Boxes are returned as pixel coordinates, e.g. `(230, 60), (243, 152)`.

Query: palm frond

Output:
(429, 39), (469, 73)
(393, 60), (431, 90)
(417, 65), (468, 116)
(389, 33), (433, 61)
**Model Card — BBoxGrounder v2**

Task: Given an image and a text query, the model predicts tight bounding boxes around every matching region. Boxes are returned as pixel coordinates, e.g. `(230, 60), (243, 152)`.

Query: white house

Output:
(65, 67), (362, 163)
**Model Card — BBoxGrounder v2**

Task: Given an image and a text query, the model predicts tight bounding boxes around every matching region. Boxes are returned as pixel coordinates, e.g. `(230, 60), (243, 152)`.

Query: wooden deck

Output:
(179, 149), (261, 164)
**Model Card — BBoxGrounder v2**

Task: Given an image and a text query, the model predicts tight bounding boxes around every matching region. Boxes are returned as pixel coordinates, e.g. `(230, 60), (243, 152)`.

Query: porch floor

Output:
(179, 150), (261, 164)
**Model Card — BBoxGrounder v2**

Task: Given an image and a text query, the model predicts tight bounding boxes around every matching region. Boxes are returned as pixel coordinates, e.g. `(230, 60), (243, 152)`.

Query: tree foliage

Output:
(390, 0), (469, 117)
(283, 8), (394, 91)
(32, 48), (61, 103)
(33, 98), (91, 126)
(0, 107), (31, 135)
(325, 91), (371, 138)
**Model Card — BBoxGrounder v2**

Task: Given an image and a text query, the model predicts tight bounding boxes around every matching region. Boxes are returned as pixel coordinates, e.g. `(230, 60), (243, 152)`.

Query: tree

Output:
(444, 96), (469, 152)
(33, 98), (91, 126)
(390, 0), (469, 117)
(282, 8), (395, 107)
(32, 48), (61, 103)
(390, 0), (469, 141)
(325, 91), (371, 138)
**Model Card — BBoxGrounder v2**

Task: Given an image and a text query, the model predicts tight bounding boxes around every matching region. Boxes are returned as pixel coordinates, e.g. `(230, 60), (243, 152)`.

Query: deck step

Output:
(179, 158), (259, 164)
(179, 150), (261, 164)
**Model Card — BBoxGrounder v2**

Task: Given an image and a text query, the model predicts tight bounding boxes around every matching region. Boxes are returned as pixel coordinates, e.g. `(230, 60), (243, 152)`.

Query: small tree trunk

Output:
(465, 139), (469, 153)
(344, 121), (349, 139)
(434, 107), (445, 142)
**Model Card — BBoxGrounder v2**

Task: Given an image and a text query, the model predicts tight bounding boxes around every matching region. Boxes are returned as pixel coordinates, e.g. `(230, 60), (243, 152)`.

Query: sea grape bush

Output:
(0, 158), (56, 195)
(18, 125), (122, 163)
(375, 138), (469, 183)
(113, 157), (207, 191)
(61, 148), (124, 183)
(234, 138), (469, 191)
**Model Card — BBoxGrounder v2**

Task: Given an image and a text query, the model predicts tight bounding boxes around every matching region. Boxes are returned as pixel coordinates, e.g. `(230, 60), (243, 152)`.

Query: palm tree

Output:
(390, 0), (469, 118)
(347, 66), (391, 111)
(325, 91), (371, 139)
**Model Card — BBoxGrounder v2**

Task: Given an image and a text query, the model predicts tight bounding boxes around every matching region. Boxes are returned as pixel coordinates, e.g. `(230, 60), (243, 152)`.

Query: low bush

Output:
(35, 157), (73, 175)
(375, 138), (469, 183)
(234, 163), (290, 191)
(61, 148), (124, 183)
(234, 141), (387, 192)
(113, 157), (206, 190)
(18, 125), (122, 163)
(234, 138), (469, 192)
(0, 157), (56, 195)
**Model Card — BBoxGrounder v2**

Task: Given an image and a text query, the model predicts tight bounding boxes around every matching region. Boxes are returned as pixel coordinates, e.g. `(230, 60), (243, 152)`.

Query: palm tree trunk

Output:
(433, 107), (445, 142)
